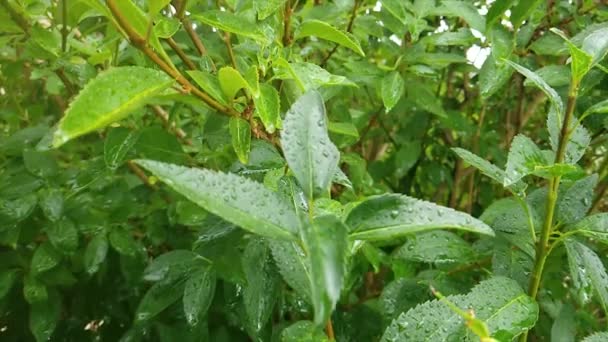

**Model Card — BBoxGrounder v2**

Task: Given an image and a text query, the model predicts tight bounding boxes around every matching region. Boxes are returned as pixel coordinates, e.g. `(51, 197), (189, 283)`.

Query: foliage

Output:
(1, 0), (608, 341)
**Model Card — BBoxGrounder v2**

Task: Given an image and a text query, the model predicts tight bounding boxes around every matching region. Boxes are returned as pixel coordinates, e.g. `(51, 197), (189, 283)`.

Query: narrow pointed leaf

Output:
(381, 71), (405, 113)
(346, 194), (494, 242)
(254, 0), (287, 20)
(504, 134), (546, 186)
(254, 84), (281, 133)
(565, 239), (608, 312)
(280, 91), (339, 199)
(300, 215), (348, 326)
(569, 213), (608, 244)
(504, 60), (564, 116)
(229, 117), (251, 164)
(135, 160), (298, 240)
(53, 67), (173, 147)
(296, 20), (364, 56)
(194, 11), (268, 43)
(187, 70), (228, 105)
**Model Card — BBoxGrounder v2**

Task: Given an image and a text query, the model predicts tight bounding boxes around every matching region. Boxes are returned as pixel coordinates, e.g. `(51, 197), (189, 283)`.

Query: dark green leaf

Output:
(47, 218), (78, 253)
(104, 127), (139, 170)
(281, 321), (329, 342)
(29, 292), (60, 342)
(183, 269), (216, 326)
(504, 134), (546, 186)
(229, 117), (251, 165)
(194, 11), (268, 43)
(296, 20), (364, 56)
(83, 234), (109, 275)
(565, 239), (608, 312)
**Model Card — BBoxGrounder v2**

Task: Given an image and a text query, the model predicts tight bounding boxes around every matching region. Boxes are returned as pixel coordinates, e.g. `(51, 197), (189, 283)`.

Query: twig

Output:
(172, 0), (217, 72)
(0, 0), (30, 35)
(107, 0), (237, 116)
(320, 0), (360, 66)
(283, 0), (293, 46)
(223, 32), (237, 68)
(127, 161), (158, 190)
(150, 105), (192, 145)
(165, 37), (197, 70)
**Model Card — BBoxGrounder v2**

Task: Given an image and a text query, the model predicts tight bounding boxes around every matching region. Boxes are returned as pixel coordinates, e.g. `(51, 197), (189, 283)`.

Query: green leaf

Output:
(510, 0), (543, 28)
(136, 277), (186, 322)
(186, 70), (228, 105)
(556, 174), (598, 225)
(565, 239), (608, 313)
(451, 147), (526, 194)
(346, 194), (495, 242)
(381, 277), (538, 341)
(29, 292), (61, 342)
(269, 240), (311, 300)
(47, 218), (78, 253)
(194, 11), (268, 43)
(254, 0), (287, 20)
(380, 279), (429, 320)
(381, 71), (405, 113)
(504, 134), (546, 186)
(579, 26), (608, 68)
(23, 150), (59, 178)
(52, 67), (173, 147)
(229, 117), (251, 164)
(109, 227), (140, 256)
(547, 107), (590, 164)
(242, 239), (279, 334)
(393, 231), (475, 265)
(254, 83), (281, 133)
(486, 0), (515, 29)
(381, 0), (407, 23)
(296, 20), (365, 56)
(148, 0), (171, 16)
(569, 213), (608, 244)
(0, 193), (37, 224)
(24, 276), (47, 303)
(135, 126), (187, 164)
(299, 215), (348, 326)
(0, 269), (18, 299)
(273, 60), (357, 91)
(583, 332), (608, 342)
(104, 127), (139, 170)
(218, 66), (250, 100)
(434, 1), (486, 32)
(153, 17), (181, 38)
(31, 243), (61, 276)
(582, 99), (608, 119)
(83, 234), (109, 275)
(550, 28), (593, 83)
(135, 160), (298, 240)
(183, 269), (216, 326)
(280, 91), (340, 199)
(38, 188), (63, 222)
(551, 303), (576, 342)
(504, 59), (564, 116)
(280, 321), (329, 342)
(144, 250), (208, 282)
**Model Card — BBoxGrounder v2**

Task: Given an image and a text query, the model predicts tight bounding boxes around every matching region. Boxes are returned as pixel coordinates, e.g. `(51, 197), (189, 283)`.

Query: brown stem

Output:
(150, 105), (192, 145)
(165, 37), (197, 70)
(325, 319), (335, 340)
(283, 0), (293, 47)
(61, 0), (68, 52)
(320, 0), (360, 66)
(0, 0), (30, 35)
(128, 161), (158, 190)
(173, 0), (216, 71)
(107, 0), (236, 116)
(223, 32), (237, 68)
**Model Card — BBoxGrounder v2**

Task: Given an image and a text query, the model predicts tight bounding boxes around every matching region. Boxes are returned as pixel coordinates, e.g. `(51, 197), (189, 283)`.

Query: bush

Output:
(1, 0), (608, 341)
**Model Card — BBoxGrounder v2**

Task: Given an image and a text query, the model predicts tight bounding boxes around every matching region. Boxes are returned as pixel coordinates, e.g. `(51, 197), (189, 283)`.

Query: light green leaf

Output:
(393, 231), (475, 265)
(486, 0), (515, 29)
(218, 66), (250, 100)
(579, 27), (608, 68)
(434, 1), (486, 32)
(254, 83), (281, 133)
(242, 239), (279, 334)
(346, 194), (495, 242)
(83, 234), (108, 275)
(296, 20), (365, 56)
(381, 0), (407, 23)
(504, 134), (546, 186)
(280, 91), (340, 199)
(569, 213), (608, 244)
(381, 277), (538, 342)
(551, 28), (593, 83)
(104, 127), (139, 170)
(229, 117), (251, 164)
(504, 60), (564, 116)
(186, 70), (228, 105)
(135, 160), (298, 240)
(194, 11), (268, 43)
(53, 67), (173, 147)
(582, 99), (608, 120)
(183, 269), (216, 326)
(451, 147), (526, 194)
(510, 0), (543, 28)
(154, 17), (181, 39)
(583, 332), (608, 342)
(300, 215), (348, 326)
(551, 304), (576, 342)
(565, 239), (608, 313)
(547, 107), (590, 164)
(557, 174), (598, 225)
(280, 321), (329, 342)
(381, 71), (405, 113)
(254, 0), (287, 20)
(328, 122), (359, 138)
(148, 0), (171, 16)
